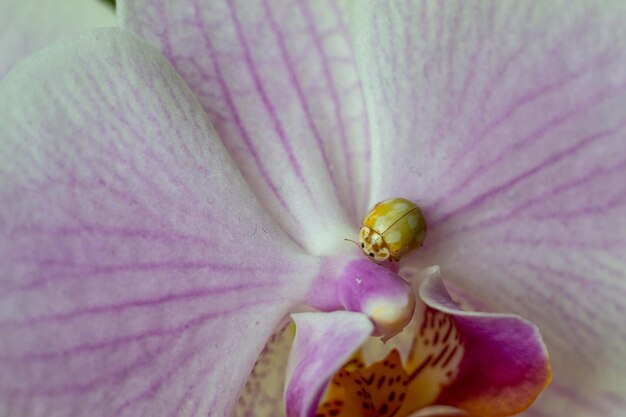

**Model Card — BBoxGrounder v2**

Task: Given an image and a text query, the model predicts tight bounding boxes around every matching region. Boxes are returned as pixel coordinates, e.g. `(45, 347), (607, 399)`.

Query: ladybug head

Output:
(358, 226), (391, 262)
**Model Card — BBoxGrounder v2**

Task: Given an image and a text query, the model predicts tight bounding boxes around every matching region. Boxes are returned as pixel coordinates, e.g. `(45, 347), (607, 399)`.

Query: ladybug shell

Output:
(362, 198), (426, 260)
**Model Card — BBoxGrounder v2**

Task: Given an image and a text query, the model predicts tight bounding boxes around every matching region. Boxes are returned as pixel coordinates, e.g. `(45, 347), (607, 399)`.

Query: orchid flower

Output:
(1, 1), (626, 417)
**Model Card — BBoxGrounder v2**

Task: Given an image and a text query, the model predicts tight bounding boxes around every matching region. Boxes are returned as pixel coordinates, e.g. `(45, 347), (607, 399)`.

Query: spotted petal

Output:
(0, 28), (319, 417)
(119, 0), (371, 254)
(0, 0), (116, 79)
(343, 2), (626, 415)
(419, 273), (551, 417)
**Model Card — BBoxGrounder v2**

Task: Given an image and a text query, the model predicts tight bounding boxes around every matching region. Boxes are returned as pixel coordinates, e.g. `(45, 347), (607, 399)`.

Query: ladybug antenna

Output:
(344, 238), (360, 248)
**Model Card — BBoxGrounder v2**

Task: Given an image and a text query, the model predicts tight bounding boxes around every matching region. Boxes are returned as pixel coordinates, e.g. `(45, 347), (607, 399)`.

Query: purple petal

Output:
(119, 0), (371, 252)
(285, 312), (373, 417)
(0, 0), (115, 79)
(344, 1), (626, 412)
(0, 29), (319, 417)
(420, 274), (551, 416)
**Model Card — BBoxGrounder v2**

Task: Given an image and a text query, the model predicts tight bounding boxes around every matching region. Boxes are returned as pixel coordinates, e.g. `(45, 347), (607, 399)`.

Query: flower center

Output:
(316, 308), (464, 417)
(316, 349), (408, 417)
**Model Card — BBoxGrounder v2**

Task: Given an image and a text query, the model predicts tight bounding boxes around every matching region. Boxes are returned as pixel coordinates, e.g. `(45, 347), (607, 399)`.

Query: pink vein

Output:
(0, 282), (277, 331)
(300, 0), (359, 215)
(226, 0), (313, 200)
(431, 87), (626, 226)
(189, 0), (297, 221)
(262, 0), (339, 207)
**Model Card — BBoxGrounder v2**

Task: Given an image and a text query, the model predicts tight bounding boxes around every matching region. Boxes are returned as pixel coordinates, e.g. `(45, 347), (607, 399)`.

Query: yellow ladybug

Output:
(357, 198), (426, 262)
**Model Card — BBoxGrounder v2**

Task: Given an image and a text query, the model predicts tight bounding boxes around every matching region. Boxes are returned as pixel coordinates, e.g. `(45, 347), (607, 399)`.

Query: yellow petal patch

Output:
(316, 350), (409, 417)
(318, 305), (467, 417)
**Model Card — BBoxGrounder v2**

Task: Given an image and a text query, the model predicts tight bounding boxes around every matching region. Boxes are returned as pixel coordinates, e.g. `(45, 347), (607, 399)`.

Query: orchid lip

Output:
(312, 271), (551, 417)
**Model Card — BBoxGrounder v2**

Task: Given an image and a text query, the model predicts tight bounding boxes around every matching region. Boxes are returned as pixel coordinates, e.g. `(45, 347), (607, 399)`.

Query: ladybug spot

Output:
(369, 253), (374, 257)
(361, 243), (365, 248)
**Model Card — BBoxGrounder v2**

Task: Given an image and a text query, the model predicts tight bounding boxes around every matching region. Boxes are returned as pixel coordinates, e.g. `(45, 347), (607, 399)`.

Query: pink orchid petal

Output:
(285, 312), (373, 417)
(0, 28), (319, 417)
(420, 274), (551, 417)
(0, 0), (115, 79)
(119, 0), (371, 253)
(343, 2), (626, 413)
